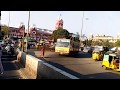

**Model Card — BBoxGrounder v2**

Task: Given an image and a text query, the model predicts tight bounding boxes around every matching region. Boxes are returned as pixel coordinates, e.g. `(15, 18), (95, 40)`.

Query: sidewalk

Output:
(0, 60), (26, 79)
(14, 60), (35, 79)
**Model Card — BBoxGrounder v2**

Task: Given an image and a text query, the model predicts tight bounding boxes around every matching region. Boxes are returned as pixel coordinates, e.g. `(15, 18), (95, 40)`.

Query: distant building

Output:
(29, 26), (53, 42)
(4, 24), (53, 41)
(89, 34), (120, 43)
(117, 33), (120, 39)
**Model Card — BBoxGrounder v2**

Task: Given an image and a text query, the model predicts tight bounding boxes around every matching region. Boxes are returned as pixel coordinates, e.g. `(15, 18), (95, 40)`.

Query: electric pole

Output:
(26, 11), (30, 52)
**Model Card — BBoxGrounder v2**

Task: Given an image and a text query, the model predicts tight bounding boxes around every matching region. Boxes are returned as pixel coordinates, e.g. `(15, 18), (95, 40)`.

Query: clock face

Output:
(32, 31), (36, 34)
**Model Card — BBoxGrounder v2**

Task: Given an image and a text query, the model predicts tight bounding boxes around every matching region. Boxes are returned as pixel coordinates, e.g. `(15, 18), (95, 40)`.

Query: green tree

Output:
(87, 40), (92, 46)
(51, 28), (70, 42)
(0, 31), (2, 40)
(1, 25), (10, 36)
(102, 40), (109, 46)
(93, 41), (101, 46)
(114, 40), (120, 47)
(102, 40), (114, 47)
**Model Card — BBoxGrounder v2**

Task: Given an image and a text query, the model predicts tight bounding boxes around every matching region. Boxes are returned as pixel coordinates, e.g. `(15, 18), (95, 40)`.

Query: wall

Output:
(16, 49), (79, 79)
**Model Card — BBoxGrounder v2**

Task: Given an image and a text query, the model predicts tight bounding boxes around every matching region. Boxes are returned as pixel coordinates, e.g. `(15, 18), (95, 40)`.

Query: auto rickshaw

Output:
(36, 43), (40, 50)
(102, 53), (120, 72)
(92, 49), (103, 61)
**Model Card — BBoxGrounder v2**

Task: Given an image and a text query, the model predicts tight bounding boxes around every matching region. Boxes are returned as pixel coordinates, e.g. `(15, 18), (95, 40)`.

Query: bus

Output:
(55, 37), (80, 55)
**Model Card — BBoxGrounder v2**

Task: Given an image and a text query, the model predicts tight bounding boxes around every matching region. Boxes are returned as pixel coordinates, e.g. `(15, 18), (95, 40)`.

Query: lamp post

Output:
(79, 11), (84, 49)
(21, 24), (25, 52)
(8, 11), (10, 38)
(26, 11), (30, 52)
(80, 11), (89, 46)
(80, 11), (84, 40)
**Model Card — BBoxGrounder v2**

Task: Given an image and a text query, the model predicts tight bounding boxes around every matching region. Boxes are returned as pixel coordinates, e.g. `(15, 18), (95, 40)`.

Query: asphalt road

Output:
(28, 49), (120, 79)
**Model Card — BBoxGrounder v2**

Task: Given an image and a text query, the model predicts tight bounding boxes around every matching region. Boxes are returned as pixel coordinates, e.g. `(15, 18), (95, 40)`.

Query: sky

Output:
(1, 11), (120, 37)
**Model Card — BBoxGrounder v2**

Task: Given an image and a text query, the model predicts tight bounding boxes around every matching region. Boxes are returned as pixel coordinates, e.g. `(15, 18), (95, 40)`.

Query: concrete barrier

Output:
(16, 49), (79, 79)
(25, 55), (39, 79)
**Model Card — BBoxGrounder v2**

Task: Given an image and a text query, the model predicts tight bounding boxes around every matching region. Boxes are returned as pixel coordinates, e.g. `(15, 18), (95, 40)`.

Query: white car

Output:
(0, 40), (3, 45)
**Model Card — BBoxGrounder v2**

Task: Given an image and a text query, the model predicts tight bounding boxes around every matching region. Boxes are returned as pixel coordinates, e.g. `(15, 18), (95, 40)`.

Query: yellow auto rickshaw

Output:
(35, 43), (40, 50)
(102, 53), (120, 72)
(92, 50), (103, 61)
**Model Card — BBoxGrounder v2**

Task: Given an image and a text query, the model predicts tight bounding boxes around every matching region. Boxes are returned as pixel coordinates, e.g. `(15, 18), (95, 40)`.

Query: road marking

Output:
(44, 62), (79, 79)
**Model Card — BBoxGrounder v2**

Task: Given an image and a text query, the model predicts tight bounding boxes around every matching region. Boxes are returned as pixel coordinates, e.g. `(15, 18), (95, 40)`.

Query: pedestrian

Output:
(41, 44), (45, 58)
(0, 46), (4, 74)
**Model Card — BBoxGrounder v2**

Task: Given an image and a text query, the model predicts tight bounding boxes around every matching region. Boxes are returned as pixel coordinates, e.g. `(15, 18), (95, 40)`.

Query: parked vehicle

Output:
(88, 46), (94, 53)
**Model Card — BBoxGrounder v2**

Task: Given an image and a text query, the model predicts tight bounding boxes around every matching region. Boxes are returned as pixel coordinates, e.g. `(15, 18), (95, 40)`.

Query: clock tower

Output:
(55, 14), (63, 30)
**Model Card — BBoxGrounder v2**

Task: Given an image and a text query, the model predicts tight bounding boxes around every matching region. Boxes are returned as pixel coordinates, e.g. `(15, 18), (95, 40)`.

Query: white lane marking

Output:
(44, 62), (79, 79)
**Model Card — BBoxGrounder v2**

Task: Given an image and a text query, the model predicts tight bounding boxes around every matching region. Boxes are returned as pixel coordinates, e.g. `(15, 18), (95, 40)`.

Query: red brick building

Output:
(29, 27), (53, 41)
(8, 25), (53, 43)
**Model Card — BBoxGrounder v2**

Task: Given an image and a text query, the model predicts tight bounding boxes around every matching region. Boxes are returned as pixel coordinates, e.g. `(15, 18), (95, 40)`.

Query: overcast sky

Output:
(1, 11), (120, 37)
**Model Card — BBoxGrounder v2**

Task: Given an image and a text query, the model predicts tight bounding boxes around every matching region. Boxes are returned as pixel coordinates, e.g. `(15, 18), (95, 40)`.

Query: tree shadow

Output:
(65, 52), (92, 58)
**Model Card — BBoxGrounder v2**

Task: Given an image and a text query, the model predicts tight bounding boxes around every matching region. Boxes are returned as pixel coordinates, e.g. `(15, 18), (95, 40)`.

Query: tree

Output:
(101, 40), (114, 47)
(114, 40), (120, 47)
(87, 40), (92, 46)
(92, 41), (101, 46)
(1, 25), (10, 36)
(51, 28), (70, 42)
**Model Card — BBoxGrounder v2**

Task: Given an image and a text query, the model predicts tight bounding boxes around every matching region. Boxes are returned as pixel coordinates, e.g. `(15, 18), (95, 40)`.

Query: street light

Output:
(21, 24), (25, 52)
(79, 11), (84, 48)
(80, 11), (89, 48)
(8, 11), (10, 38)
(80, 11), (84, 39)
(26, 11), (30, 52)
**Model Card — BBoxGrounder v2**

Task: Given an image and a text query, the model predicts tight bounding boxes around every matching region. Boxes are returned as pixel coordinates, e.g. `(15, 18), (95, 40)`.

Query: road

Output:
(28, 49), (120, 79)
(0, 53), (25, 79)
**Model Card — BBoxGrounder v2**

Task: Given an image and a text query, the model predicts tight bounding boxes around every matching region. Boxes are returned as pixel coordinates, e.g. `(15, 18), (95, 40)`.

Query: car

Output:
(88, 47), (94, 53)
(0, 40), (4, 46)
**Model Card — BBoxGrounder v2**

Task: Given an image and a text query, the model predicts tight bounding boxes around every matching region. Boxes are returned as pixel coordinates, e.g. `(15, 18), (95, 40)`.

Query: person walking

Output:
(41, 44), (45, 58)
(0, 46), (4, 74)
